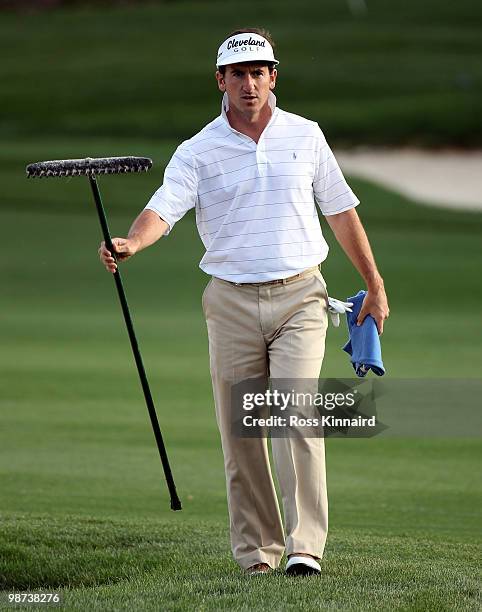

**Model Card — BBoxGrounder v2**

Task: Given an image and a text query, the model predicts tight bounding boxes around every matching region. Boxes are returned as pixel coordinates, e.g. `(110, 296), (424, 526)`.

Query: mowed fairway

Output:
(1, 137), (481, 610)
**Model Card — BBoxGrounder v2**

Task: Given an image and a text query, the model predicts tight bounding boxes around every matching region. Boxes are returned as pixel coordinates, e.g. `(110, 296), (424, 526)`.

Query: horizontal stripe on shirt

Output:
(145, 92), (359, 283)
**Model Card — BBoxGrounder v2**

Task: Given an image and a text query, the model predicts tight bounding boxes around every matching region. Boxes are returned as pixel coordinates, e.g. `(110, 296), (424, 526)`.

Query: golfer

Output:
(99, 28), (389, 576)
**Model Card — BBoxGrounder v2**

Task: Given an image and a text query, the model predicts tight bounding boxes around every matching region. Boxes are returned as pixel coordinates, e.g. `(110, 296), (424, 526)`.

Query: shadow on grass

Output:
(0, 514), (225, 590)
(1, 514), (481, 610)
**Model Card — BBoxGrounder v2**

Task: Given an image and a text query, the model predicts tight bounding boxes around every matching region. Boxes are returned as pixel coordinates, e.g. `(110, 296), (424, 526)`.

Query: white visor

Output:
(216, 32), (279, 67)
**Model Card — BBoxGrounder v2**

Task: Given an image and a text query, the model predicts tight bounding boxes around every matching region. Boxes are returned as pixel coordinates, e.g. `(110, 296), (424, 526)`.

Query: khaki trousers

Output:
(202, 267), (329, 570)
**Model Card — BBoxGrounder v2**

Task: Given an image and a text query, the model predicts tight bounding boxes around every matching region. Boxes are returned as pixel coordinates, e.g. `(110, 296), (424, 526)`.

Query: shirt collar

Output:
(221, 91), (277, 125)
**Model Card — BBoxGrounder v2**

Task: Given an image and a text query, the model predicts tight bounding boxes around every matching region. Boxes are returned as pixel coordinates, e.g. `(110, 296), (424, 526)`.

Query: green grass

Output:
(1, 0), (482, 146)
(2, 3), (482, 607)
(1, 515), (480, 610)
(1, 136), (481, 609)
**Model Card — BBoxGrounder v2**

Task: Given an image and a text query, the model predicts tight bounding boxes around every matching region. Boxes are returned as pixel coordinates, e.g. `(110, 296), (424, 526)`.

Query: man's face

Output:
(216, 63), (277, 116)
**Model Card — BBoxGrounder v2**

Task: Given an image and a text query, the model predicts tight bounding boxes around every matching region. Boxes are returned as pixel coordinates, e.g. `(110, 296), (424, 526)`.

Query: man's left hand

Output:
(356, 284), (390, 334)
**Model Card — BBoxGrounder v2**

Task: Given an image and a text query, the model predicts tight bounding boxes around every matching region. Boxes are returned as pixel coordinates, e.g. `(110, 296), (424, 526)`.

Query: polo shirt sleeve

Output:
(313, 126), (360, 216)
(144, 143), (197, 235)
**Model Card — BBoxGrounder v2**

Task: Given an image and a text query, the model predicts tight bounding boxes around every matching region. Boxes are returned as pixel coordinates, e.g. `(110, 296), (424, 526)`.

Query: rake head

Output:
(26, 156), (152, 178)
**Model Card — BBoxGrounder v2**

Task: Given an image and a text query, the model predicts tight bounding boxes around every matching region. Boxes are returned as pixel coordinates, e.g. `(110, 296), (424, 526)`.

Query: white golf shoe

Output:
(286, 555), (321, 576)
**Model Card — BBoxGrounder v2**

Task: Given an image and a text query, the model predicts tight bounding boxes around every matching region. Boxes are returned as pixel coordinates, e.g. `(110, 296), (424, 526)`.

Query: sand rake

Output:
(26, 157), (182, 511)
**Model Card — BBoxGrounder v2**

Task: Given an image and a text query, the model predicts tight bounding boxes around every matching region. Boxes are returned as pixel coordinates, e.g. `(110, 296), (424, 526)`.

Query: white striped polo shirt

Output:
(145, 92), (359, 283)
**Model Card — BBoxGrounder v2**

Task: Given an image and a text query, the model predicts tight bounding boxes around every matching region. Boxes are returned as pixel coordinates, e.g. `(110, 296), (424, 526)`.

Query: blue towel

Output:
(342, 290), (385, 377)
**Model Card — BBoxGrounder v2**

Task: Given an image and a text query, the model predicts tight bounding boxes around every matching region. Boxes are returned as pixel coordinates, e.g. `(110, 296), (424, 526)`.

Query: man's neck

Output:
(226, 102), (272, 144)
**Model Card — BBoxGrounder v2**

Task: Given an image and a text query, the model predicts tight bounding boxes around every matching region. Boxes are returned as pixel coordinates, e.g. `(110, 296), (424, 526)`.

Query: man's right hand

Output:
(98, 237), (140, 273)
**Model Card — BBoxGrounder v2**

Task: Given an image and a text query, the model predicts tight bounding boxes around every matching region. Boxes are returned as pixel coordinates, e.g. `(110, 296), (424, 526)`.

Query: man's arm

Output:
(98, 209), (169, 273)
(325, 208), (389, 333)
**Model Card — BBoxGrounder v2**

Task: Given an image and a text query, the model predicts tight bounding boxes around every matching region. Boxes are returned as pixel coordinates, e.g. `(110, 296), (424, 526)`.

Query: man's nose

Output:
(242, 74), (255, 90)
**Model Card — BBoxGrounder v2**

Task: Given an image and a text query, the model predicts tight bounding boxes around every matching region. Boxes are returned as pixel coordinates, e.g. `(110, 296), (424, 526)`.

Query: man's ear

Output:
(269, 68), (277, 90)
(215, 70), (226, 92)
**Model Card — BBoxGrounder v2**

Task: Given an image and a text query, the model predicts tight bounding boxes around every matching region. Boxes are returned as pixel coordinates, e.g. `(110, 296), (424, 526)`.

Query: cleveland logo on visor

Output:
(226, 37), (266, 50)
(216, 33), (279, 67)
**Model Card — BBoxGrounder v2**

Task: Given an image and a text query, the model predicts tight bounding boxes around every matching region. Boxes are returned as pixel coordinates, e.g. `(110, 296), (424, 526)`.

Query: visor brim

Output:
(216, 54), (279, 68)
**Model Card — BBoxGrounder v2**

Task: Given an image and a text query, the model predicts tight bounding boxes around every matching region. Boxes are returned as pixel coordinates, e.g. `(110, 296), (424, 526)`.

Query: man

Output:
(99, 28), (389, 576)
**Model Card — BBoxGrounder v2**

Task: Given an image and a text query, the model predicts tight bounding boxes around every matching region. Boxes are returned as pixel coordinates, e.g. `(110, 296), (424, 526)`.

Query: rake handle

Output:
(88, 175), (182, 511)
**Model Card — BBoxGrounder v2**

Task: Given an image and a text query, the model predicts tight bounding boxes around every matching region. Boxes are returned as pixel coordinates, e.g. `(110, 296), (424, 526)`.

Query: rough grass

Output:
(1, 515), (480, 610)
